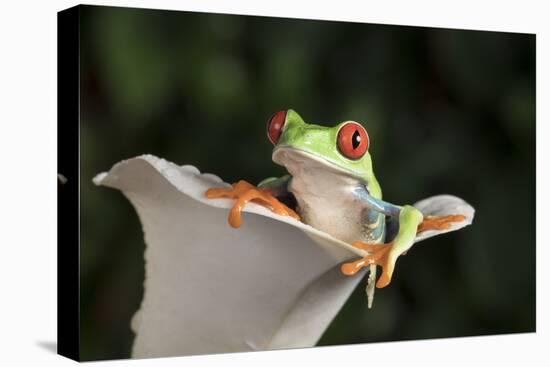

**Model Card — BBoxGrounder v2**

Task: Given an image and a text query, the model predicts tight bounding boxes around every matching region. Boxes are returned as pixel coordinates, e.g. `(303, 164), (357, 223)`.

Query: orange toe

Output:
(375, 260), (394, 288)
(341, 242), (392, 279)
(417, 214), (465, 234)
(341, 241), (398, 288)
(206, 180), (300, 228)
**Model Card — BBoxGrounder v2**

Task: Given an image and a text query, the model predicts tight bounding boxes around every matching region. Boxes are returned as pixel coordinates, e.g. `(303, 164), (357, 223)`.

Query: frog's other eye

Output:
(267, 110), (287, 145)
(337, 122), (369, 160)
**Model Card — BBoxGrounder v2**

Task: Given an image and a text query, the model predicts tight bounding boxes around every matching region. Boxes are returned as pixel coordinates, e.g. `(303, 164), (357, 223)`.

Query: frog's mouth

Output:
(272, 146), (361, 180)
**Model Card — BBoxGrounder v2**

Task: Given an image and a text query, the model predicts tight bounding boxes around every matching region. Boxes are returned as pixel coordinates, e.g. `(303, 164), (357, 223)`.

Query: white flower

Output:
(94, 154), (474, 358)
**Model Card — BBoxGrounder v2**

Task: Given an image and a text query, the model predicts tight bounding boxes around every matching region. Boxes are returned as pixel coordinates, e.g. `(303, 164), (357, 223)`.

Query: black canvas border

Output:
(57, 5), (80, 361)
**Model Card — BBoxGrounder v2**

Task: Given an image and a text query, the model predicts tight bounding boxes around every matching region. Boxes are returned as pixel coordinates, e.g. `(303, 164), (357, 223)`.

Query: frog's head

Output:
(268, 109), (374, 182)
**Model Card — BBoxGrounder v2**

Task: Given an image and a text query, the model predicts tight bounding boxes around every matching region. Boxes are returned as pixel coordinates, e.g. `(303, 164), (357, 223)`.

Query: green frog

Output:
(206, 109), (464, 292)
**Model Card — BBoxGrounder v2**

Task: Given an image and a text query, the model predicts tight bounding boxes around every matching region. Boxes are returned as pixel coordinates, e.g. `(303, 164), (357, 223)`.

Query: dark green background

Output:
(79, 5), (535, 361)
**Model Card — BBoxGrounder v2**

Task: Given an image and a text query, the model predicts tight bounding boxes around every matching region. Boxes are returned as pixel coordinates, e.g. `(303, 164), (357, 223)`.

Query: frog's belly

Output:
(289, 180), (385, 245)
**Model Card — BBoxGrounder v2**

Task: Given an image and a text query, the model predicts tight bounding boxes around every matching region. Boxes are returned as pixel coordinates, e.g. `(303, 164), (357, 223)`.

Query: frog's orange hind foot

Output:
(340, 241), (395, 288)
(205, 180), (300, 228)
(417, 214), (466, 234)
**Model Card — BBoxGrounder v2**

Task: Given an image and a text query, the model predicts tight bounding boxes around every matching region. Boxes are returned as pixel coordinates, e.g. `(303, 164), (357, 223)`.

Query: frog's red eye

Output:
(267, 110), (287, 145)
(337, 122), (369, 160)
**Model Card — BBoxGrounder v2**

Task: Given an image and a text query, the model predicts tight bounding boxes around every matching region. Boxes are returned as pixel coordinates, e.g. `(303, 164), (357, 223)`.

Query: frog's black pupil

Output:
(352, 130), (361, 149)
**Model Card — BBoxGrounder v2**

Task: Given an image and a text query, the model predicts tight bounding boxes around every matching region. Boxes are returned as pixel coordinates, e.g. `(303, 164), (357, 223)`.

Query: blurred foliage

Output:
(79, 5), (535, 361)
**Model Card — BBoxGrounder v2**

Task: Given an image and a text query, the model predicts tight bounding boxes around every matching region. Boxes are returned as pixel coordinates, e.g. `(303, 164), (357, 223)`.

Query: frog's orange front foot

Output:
(205, 180), (300, 228)
(417, 214), (465, 234)
(340, 242), (395, 288)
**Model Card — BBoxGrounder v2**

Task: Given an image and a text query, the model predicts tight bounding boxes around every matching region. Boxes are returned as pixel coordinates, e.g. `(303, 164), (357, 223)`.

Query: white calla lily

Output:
(93, 154), (474, 358)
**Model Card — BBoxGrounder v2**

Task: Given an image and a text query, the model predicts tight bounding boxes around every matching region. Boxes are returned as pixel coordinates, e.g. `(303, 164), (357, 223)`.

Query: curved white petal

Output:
(93, 154), (474, 358)
(413, 195), (475, 242)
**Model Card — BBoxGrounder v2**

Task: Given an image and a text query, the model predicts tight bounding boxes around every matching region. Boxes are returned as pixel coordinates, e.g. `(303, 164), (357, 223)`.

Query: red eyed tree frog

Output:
(206, 110), (464, 290)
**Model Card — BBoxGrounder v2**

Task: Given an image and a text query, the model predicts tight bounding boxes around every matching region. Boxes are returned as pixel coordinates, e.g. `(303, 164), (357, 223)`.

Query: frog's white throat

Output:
(272, 146), (358, 183)
(272, 146), (369, 244)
